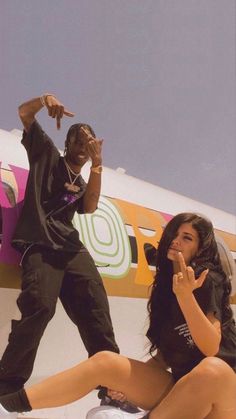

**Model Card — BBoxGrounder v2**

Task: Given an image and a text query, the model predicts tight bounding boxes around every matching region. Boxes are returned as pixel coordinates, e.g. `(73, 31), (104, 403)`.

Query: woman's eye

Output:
(184, 236), (192, 241)
(76, 140), (84, 146)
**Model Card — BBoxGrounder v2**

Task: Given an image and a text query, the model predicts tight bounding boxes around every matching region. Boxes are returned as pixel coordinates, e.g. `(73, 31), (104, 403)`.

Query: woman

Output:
(0, 213), (235, 419)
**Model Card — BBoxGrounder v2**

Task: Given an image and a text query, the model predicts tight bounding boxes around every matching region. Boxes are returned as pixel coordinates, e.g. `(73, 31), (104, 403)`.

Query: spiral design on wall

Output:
(73, 196), (131, 278)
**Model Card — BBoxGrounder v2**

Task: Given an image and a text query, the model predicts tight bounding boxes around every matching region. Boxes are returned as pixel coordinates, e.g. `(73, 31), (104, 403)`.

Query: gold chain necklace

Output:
(63, 158), (80, 185)
(63, 158), (81, 193)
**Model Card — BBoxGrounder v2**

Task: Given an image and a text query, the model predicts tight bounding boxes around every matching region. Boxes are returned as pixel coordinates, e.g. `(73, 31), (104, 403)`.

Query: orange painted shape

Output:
(113, 199), (163, 285)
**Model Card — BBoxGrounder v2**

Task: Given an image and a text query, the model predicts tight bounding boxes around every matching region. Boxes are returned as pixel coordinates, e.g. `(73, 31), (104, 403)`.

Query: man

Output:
(0, 93), (120, 396)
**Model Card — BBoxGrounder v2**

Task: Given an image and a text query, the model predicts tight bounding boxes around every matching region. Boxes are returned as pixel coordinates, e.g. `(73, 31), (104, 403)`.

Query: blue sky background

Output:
(1, 0), (235, 214)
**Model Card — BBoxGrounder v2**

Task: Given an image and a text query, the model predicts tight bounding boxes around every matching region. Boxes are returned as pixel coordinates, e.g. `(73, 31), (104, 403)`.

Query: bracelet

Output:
(90, 165), (103, 174)
(39, 93), (55, 107)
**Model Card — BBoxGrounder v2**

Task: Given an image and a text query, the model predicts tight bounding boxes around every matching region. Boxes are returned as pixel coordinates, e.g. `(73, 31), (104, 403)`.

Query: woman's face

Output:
(167, 222), (200, 265)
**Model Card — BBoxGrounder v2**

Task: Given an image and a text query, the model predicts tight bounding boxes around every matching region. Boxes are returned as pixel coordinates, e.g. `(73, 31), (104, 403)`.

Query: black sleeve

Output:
(76, 176), (87, 214)
(21, 120), (59, 164)
(194, 271), (224, 321)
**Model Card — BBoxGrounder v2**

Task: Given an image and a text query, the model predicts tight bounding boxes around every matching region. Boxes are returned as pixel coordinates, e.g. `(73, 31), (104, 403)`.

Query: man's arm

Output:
(82, 128), (104, 213)
(83, 168), (102, 213)
(18, 94), (74, 132)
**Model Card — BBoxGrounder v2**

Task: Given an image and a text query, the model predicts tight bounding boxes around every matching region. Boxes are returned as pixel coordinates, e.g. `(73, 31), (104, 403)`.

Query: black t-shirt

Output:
(12, 121), (87, 253)
(158, 271), (236, 380)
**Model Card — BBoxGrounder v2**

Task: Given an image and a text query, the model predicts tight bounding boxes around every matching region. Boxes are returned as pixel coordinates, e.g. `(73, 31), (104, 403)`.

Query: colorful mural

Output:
(0, 165), (235, 302)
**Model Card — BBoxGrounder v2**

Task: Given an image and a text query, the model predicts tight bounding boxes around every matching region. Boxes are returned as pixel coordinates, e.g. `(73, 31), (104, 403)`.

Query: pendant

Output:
(64, 183), (80, 193)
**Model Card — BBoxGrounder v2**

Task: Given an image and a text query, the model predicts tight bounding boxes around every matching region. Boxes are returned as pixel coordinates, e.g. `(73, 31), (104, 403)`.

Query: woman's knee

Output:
(91, 351), (120, 366)
(90, 351), (122, 375)
(197, 357), (234, 377)
(187, 357), (235, 391)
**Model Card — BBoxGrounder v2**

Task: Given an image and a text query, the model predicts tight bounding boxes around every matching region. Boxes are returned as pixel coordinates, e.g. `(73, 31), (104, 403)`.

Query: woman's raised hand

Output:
(172, 252), (208, 298)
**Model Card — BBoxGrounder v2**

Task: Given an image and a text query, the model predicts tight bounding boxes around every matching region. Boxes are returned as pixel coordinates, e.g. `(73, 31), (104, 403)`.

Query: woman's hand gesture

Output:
(172, 252), (208, 298)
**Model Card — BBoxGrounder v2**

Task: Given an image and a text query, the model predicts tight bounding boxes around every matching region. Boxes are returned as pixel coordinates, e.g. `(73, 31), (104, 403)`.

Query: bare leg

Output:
(149, 357), (236, 419)
(26, 351), (173, 410)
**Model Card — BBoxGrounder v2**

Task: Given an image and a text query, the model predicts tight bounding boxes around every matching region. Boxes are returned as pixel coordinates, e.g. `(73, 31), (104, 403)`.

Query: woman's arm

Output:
(176, 293), (221, 356)
(173, 252), (221, 356)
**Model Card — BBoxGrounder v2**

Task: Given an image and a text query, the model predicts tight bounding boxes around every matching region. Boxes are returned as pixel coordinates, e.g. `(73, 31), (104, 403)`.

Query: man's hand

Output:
(44, 95), (75, 130)
(172, 252), (208, 298)
(87, 138), (103, 167)
(80, 126), (103, 167)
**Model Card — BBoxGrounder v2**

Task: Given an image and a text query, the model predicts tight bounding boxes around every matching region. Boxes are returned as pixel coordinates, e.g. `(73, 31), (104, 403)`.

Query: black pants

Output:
(0, 245), (119, 394)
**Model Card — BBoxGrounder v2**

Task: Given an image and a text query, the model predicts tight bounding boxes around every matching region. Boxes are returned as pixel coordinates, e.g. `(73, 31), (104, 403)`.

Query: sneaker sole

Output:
(86, 406), (146, 419)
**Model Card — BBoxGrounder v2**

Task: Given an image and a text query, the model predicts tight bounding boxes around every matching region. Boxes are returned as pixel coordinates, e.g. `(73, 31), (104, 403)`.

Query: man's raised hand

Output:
(44, 95), (75, 129)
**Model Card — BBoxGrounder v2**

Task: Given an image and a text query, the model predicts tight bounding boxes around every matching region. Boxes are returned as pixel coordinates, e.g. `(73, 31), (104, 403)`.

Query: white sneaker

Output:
(0, 405), (17, 418)
(86, 405), (146, 419)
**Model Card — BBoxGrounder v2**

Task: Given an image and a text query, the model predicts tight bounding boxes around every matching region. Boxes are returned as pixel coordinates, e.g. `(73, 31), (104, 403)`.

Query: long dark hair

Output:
(147, 212), (233, 355)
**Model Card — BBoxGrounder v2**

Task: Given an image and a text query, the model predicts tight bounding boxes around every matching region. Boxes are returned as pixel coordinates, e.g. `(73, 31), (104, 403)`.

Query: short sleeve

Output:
(194, 271), (224, 321)
(76, 177), (87, 214)
(22, 120), (59, 164)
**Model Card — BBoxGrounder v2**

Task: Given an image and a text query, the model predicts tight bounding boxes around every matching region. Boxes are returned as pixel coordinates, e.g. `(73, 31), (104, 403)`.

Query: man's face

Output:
(66, 128), (91, 167)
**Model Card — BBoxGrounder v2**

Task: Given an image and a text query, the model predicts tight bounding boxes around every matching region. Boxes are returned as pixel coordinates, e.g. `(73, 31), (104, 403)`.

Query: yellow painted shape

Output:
(113, 199), (163, 285)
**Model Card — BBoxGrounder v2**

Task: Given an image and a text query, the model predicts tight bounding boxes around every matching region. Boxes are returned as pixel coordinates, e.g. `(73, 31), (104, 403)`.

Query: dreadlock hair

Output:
(147, 212), (233, 356)
(64, 123), (95, 153)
